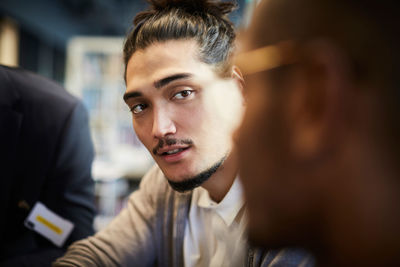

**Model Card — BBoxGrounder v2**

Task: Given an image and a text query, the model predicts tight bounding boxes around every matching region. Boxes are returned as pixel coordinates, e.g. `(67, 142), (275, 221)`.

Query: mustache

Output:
(152, 138), (193, 155)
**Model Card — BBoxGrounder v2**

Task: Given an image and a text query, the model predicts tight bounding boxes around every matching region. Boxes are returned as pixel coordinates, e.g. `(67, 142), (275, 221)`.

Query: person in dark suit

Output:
(0, 65), (96, 266)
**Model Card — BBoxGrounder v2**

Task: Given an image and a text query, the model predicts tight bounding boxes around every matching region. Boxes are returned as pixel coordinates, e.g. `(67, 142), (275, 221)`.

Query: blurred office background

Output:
(0, 0), (256, 230)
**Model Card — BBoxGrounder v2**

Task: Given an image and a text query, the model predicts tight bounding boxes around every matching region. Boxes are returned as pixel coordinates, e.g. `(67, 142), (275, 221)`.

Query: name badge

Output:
(24, 202), (74, 247)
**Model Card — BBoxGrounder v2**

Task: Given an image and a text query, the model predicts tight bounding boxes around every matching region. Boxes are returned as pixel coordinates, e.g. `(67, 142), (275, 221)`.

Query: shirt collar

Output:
(196, 176), (245, 226)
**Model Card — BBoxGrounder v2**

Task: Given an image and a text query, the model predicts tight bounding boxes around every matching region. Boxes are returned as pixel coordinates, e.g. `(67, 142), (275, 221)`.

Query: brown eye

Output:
(173, 90), (193, 100)
(131, 103), (147, 114)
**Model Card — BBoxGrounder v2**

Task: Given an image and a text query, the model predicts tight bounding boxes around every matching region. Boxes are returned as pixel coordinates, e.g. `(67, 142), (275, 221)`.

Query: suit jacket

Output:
(0, 65), (96, 266)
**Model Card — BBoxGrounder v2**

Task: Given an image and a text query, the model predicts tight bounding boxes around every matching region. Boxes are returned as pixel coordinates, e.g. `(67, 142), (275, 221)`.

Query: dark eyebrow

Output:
(123, 73), (192, 102)
(123, 91), (143, 102)
(154, 73), (192, 89)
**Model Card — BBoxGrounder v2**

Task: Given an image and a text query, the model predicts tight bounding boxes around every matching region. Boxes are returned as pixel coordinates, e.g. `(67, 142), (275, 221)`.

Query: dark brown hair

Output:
(123, 0), (237, 79)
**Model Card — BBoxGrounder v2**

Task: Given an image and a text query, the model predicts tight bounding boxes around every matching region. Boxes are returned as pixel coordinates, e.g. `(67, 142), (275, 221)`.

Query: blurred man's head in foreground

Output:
(236, 0), (400, 265)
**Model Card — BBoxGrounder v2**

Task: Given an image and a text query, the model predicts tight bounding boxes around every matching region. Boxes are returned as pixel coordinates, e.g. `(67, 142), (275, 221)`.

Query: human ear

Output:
(231, 65), (246, 106)
(288, 39), (352, 160)
(231, 65), (245, 92)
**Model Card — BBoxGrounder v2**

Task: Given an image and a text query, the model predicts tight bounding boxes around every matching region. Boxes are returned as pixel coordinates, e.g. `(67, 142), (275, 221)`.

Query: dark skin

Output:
(236, 0), (400, 265)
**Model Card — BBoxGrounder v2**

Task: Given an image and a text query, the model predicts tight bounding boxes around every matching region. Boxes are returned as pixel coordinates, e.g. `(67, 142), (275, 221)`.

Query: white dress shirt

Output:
(183, 177), (247, 267)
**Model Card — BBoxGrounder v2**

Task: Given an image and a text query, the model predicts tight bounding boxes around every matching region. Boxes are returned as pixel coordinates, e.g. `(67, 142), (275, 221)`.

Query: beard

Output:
(167, 156), (226, 192)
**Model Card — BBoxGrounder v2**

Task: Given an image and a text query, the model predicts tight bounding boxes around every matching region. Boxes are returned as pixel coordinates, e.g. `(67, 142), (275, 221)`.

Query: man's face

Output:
(124, 39), (244, 190)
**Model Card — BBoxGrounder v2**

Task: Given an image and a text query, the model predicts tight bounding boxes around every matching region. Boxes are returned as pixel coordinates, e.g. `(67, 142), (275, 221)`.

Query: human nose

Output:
(151, 107), (176, 138)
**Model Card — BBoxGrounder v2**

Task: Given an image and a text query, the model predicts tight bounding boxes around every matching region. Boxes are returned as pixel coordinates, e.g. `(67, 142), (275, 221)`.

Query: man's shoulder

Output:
(0, 65), (78, 111)
(140, 164), (170, 192)
(255, 247), (315, 267)
(136, 164), (192, 202)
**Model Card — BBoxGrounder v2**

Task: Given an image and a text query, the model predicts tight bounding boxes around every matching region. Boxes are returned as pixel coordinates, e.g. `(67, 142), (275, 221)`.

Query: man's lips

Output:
(156, 145), (191, 156)
(152, 138), (194, 155)
(157, 145), (192, 163)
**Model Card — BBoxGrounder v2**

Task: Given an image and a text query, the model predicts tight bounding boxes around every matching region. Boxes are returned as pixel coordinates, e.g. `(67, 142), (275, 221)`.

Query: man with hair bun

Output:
(54, 0), (313, 266)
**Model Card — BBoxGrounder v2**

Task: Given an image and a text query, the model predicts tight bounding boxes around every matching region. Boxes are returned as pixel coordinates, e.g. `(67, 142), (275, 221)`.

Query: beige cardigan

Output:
(53, 165), (314, 267)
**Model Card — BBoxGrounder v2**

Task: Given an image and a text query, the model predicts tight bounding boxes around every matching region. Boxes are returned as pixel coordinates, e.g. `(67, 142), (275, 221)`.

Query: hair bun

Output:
(147, 0), (237, 16)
